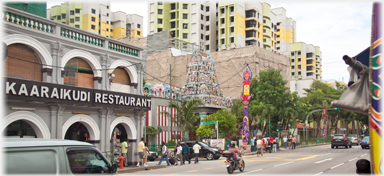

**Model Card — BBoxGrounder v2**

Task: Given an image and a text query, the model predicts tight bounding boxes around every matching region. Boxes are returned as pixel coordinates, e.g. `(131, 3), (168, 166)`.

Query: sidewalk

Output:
(117, 164), (166, 174)
(244, 143), (330, 155)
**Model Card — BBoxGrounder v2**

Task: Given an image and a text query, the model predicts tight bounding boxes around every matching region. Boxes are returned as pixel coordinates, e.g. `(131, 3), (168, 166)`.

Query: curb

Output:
(117, 165), (166, 174)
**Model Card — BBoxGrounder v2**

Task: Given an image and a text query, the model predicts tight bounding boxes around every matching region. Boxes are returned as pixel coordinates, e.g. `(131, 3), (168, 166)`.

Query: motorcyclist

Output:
(228, 143), (244, 168)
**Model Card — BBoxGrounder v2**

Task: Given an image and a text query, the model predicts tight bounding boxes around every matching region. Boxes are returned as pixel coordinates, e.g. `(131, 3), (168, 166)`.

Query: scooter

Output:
(222, 150), (245, 174)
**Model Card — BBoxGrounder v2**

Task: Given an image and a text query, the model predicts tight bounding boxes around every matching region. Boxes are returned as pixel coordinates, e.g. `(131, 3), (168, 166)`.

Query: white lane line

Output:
(361, 154), (367, 157)
(239, 169), (262, 175)
(331, 163), (344, 169)
(274, 161), (295, 167)
(315, 158), (333, 163)
(349, 157), (358, 162)
(322, 153), (331, 156)
(314, 172), (323, 176)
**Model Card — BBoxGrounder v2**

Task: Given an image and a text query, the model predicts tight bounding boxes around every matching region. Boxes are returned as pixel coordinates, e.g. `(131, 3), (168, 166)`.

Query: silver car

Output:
(347, 134), (361, 145)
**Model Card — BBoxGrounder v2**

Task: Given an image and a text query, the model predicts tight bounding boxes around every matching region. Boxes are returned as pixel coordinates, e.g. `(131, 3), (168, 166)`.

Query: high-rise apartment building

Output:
(47, 2), (143, 40)
(126, 14), (144, 39)
(5, 2), (47, 18)
(148, 2), (216, 52)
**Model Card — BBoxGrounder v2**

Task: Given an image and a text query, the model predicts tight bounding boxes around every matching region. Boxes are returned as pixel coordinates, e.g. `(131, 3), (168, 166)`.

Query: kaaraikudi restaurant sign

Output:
(5, 77), (151, 110)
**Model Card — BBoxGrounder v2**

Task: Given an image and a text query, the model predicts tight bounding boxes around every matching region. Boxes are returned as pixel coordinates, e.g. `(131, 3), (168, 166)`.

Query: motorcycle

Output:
(222, 150), (245, 174)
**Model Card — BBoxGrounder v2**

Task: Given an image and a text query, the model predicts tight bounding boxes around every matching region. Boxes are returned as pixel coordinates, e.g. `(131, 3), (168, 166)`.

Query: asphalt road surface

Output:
(123, 144), (370, 175)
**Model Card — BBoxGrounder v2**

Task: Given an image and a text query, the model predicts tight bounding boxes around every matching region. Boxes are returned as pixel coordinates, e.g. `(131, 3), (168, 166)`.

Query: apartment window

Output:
(292, 72), (294, 76)
(263, 39), (266, 42)
(111, 29), (113, 32)
(298, 71), (301, 75)
(277, 29), (280, 32)
(206, 26), (209, 31)
(277, 22), (281, 26)
(183, 4), (188, 9)
(201, 34), (204, 40)
(107, 13), (109, 17)
(107, 21), (109, 24)
(137, 31), (140, 35)
(158, 2), (163, 5)
(277, 41), (280, 44)
(201, 24), (204, 30)
(263, 19), (266, 23)
(206, 35), (209, 40)
(230, 17), (234, 22)
(221, 18), (224, 24)
(75, 9), (80, 13)
(62, 14), (66, 19)
(171, 22), (176, 28)
(277, 35), (280, 38)
(171, 3), (175, 10)
(91, 9), (96, 14)
(216, 40), (218, 44)
(291, 52), (294, 56)
(183, 23), (188, 29)
(158, 9), (163, 14)
(137, 24), (141, 29)
(206, 6), (209, 12)
(106, 28), (109, 32)
(201, 14), (204, 20)
(221, 39), (224, 44)
(206, 16), (209, 21)
(292, 66), (294, 69)
(75, 17), (80, 21)
(57, 16), (61, 20)
(216, 21), (218, 26)
(298, 58), (301, 62)
(230, 6), (234, 12)
(70, 10), (74, 15)
(91, 17), (95, 22)
(277, 47), (280, 50)
(231, 37), (234, 43)
(206, 45), (209, 50)
(221, 8), (224, 14)
(221, 28), (225, 34)
(216, 12), (218, 16)
(158, 19), (163, 24)
(291, 59), (294, 62)
(107, 6), (109, 9)
(75, 25), (80, 28)
(216, 31), (218, 35)
(183, 33), (188, 39)
(158, 28), (163, 32)
(231, 27), (234, 32)
(70, 18), (74, 23)
(183, 14), (188, 19)
(91, 25), (95, 30)
(201, 5), (204, 10)
(298, 51), (301, 55)
(263, 29), (266, 33)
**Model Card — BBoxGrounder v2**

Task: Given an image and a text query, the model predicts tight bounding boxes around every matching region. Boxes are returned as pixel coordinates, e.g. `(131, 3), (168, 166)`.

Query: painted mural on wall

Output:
(180, 50), (233, 108)
(143, 82), (181, 100)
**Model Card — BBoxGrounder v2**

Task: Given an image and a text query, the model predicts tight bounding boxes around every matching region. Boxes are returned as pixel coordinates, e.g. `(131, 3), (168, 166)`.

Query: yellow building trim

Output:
(82, 14), (98, 33)
(111, 26), (126, 39)
(131, 28), (143, 39)
(236, 13), (245, 37)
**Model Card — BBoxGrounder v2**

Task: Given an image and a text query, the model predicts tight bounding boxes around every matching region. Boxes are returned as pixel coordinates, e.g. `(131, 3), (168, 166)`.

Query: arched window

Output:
(64, 57), (94, 88)
(5, 44), (42, 81)
(110, 67), (131, 93)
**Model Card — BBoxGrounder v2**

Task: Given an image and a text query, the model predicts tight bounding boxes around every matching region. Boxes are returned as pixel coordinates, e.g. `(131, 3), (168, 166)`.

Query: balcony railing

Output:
(168, 37), (203, 53)
(3, 6), (140, 58)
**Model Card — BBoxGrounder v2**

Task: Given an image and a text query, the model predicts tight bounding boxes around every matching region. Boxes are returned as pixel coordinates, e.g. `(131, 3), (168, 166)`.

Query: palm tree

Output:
(161, 99), (203, 141)
(250, 102), (276, 136)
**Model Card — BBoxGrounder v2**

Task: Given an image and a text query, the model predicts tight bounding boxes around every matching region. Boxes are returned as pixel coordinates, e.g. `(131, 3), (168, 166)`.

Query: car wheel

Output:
(336, 146), (338, 149)
(149, 159), (155, 161)
(349, 145), (352, 148)
(361, 146), (364, 149)
(206, 152), (214, 160)
(331, 145), (334, 149)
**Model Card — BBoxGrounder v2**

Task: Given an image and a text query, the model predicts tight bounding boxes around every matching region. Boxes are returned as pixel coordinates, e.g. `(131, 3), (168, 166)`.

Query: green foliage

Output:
(196, 127), (215, 138)
(166, 140), (176, 146)
(197, 109), (237, 138)
(230, 99), (244, 124)
(144, 126), (160, 137)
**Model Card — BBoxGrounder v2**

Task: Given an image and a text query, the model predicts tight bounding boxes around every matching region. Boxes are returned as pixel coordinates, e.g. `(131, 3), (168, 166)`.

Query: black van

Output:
(179, 141), (222, 160)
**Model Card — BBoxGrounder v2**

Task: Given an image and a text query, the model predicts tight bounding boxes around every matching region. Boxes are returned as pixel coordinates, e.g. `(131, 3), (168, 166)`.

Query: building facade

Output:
(3, 6), (148, 165)
(289, 42), (322, 97)
(4, 2), (47, 18)
(47, 2), (143, 40)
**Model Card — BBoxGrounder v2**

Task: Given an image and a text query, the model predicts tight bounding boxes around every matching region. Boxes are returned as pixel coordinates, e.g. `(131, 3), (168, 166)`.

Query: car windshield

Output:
(363, 136), (370, 140)
(333, 135), (344, 139)
(199, 142), (210, 147)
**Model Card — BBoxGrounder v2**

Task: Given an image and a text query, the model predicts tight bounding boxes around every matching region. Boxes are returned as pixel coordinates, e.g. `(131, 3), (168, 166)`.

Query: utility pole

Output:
(170, 64), (172, 142)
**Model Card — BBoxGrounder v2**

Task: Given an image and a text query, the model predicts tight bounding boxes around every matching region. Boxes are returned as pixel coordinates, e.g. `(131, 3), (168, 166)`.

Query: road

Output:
(123, 144), (370, 175)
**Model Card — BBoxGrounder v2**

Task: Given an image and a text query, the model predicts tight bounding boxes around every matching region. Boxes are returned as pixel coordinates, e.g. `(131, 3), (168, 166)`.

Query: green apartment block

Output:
(4, 2), (47, 18)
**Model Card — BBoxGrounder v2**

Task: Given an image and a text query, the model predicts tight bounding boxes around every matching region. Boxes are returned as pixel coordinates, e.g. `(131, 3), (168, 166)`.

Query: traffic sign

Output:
(201, 121), (217, 125)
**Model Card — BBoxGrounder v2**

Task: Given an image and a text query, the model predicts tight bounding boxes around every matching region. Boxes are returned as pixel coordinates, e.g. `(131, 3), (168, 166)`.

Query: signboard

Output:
(5, 77), (151, 110)
(281, 130), (288, 136)
(201, 121), (217, 125)
(339, 128), (347, 131)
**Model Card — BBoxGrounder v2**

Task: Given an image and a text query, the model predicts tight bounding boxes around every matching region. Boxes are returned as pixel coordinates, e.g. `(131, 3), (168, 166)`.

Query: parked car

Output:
(331, 134), (352, 149)
(361, 136), (370, 149)
(180, 141), (222, 160)
(148, 151), (159, 161)
(347, 134), (361, 145)
(4, 138), (117, 175)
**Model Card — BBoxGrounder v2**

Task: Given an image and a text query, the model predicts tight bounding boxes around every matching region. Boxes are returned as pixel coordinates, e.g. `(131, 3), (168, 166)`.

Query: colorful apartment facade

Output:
(47, 2), (143, 40)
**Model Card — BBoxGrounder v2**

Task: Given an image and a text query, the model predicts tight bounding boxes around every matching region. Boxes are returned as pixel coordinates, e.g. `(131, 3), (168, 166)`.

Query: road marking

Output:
(349, 157), (358, 162)
(185, 170), (198, 173)
(322, 153), (331, 156)
(315, 158), (333, 163)
(274, 161), (294, 167)
(297, 155), (320, 161)
(314, 172), (323, 176)
(361, 154), (367, 157)
(204, 167), (215, 170)
(331, 163), (344, 169)
(239, 168), (262, 175)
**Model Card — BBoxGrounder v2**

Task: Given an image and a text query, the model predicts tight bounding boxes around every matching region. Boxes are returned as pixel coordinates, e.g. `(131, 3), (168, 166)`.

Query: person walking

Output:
(288, 136), (292, 149)
(121, 138), (130, 167)
(192, 141), (201, 164)
(182, 142), (191, 164)
(143, 145), (150, 166)
(157, 141), (170, 166)
(272, 137), (277, 153)
(136, 138), (146, 167)
(250, 137), (255, 152)
(253, 136), (257, 152)
(292, 136), (297, 150)
(256, 138), (263, 156)
(283, 136), (288, 149)
(175, 143), (182, 165)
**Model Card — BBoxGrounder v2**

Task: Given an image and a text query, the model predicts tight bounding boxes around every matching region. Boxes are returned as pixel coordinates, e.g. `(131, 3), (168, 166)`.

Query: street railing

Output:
(297, 136), (332, 147)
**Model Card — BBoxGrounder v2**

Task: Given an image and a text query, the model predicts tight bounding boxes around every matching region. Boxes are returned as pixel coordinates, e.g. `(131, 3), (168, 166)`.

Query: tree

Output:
(197, 109), (237, 139)
(161, 99), (203, 141)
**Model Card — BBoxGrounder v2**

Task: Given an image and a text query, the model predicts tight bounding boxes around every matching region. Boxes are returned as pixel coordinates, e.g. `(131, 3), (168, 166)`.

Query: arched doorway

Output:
(111, 123), (128, 143)
(2, 111), (50, 139)
(3, 120), (37, 138)
(64, 122), (90, 142)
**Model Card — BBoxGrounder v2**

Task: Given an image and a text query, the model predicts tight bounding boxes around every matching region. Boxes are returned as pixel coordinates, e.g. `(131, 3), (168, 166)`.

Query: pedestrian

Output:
(288, 136), (292, 149)
(272, 137), (277, 153)
(136, 137), (146, 167)
(256, 138), (263, 156)
(292, 136), (297, 149)
(143, 145), (150, 166)
(121, 138), (130, 167)
(157, 141), (171, 166)
(182, 142), (191, 164)
(193, 141), (201, 164)
(253, 136), (257, 152)
(356, 159), (371, 174)
(250, 137), (255, 152)
(276, 136), (279, 150)
(283, 136), (288, 149)
(175, 143), (182, 165)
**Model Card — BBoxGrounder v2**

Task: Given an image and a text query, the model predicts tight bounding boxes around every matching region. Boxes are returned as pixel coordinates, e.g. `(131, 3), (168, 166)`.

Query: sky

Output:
(47, 1), (375, 84)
